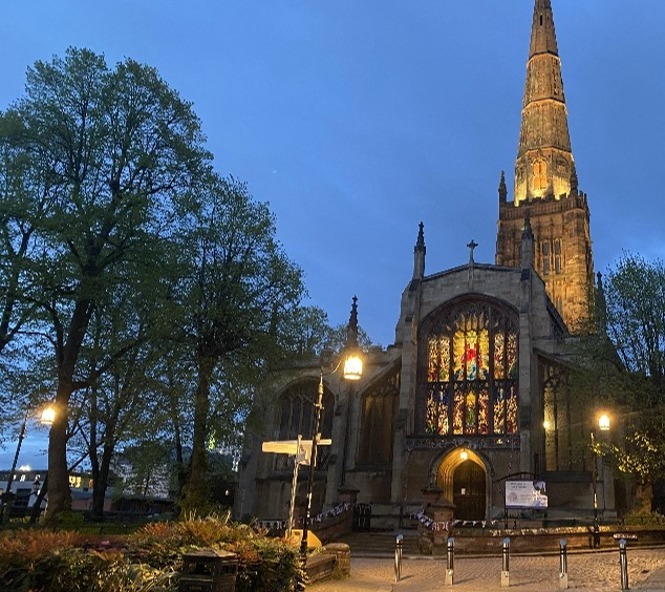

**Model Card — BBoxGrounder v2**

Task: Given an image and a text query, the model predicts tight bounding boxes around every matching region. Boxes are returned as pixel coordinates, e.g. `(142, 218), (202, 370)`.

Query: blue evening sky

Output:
(2, 1), (665, 468)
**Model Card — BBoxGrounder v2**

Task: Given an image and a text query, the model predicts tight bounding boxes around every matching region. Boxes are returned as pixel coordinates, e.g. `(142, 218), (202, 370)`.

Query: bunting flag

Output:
(408, 509), (499, 531)
(256, 502), (353, 531)
(313, 502), (352, 523)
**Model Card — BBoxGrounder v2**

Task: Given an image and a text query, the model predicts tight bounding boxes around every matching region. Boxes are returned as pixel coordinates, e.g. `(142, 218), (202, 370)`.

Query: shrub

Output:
(0, 516), (300, 592)
(128, 516), (301, 592)
(623, 510), (665, 526)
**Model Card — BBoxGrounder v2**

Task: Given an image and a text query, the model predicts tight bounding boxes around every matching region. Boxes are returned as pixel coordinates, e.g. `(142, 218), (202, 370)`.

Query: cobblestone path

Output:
(311, 549), (665, 592)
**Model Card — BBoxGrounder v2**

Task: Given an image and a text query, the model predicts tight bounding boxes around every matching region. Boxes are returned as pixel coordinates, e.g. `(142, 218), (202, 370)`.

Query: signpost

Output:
(262, 437), (332, 537)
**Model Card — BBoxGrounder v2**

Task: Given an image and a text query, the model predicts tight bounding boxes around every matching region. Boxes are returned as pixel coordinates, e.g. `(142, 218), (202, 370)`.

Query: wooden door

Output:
(452, 460), (486, 520)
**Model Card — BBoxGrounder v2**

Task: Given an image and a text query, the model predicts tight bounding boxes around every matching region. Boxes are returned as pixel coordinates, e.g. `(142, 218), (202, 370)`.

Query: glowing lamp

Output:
(343, 352), (363, 381)
(598, 414), (610, 432)
(41, 405), (56, 427)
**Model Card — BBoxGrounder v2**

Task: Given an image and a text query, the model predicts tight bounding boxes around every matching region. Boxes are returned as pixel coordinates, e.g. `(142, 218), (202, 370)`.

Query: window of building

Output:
(358, 369), (400, 466)
(554, 239), (562, 274)
(274, 379), (335, 470)
(542, 241), (551, 275)
(541, 362), (587, 472)
(533, 159), (547, 192)
(422, 300), (519, 436)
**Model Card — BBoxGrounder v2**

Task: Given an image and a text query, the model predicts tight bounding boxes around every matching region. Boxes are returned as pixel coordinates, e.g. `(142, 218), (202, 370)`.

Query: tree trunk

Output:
(29, 475), (47, 523)
(634, 482), (653, 513)
(46, 298), (94, 521)
(180, 354), (214, 514)
(91, 445), (114, 521)
(46, 393), (72, 520)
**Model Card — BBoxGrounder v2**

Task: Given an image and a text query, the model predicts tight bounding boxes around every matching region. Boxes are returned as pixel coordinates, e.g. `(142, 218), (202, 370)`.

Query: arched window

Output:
(274, 379), (334, 470)
(532, 159), (547, 192)
(358, 368), (400, 467)
(421, 299), (519, 436)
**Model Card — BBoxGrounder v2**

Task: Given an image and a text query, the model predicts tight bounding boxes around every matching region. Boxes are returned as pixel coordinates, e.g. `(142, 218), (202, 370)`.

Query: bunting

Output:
(409, 508), (499, 530)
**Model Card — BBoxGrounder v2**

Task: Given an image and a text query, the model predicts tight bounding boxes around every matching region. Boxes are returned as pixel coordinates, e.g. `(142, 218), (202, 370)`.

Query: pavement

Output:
(310, 549), (665, 592)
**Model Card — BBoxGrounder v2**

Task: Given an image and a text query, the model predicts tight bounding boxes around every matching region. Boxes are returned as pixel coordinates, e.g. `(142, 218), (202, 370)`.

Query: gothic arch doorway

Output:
(452, 460), (486, 520)
(435, 448), (488, 521)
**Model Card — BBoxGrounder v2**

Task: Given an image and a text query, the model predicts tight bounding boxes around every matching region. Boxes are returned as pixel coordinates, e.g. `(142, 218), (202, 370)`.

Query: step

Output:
(334, 530), (421, 556)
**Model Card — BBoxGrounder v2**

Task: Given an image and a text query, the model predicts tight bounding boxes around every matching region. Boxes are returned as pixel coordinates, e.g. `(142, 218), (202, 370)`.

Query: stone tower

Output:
(495, 0), (594, 332)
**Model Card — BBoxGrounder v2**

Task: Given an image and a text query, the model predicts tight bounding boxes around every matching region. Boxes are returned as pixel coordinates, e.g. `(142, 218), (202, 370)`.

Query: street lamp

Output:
(590, 412), (610, 549)
(1, 403), (56, 522)
(298, 297), (363, 586)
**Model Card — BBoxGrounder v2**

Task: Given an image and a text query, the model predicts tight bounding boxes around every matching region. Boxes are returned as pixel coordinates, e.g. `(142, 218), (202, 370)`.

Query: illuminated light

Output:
(598, 414), (610, 432)
(41, 405), (56, 426)
(343, 353), (363, 381)
(543, 420), (551, 431)
(460, 450), (469, 461)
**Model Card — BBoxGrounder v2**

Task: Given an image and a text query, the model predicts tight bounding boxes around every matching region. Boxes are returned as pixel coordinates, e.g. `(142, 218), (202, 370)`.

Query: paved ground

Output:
(311, 549), (665, 592)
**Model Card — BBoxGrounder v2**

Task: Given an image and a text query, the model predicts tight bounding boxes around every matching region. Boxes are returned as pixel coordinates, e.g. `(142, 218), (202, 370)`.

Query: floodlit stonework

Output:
(234, 0), (612, 530)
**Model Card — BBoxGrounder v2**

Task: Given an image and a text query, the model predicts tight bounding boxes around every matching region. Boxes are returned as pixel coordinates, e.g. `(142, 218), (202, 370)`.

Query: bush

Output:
(0, 516), (301, 592)
(623, 510), (665, 526)
(128, 515), (302, 592)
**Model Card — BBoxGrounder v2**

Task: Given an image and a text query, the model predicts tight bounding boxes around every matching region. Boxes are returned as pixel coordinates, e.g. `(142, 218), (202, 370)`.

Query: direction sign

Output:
(262, 439), (332, 465)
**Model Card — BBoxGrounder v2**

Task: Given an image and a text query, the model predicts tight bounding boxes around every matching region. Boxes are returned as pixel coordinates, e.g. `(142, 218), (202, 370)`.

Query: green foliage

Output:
(623, 509), (665, 526)
(572, 253), (665, 510)
(130, 516), (301, 592)
(605, 254), (665, 390)
(606, 429), (665, 485)
(0, 517), (300, 592)
(0, 46), (308, 520)
(49, 510), (86, 529)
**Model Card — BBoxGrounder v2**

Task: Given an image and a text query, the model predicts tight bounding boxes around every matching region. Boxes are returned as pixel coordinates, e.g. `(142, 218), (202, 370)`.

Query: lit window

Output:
(533, 160), (547, 192)
(542, 241), (551, 276)
(423, 300), (519, 436)
(554, 240), (562, 274)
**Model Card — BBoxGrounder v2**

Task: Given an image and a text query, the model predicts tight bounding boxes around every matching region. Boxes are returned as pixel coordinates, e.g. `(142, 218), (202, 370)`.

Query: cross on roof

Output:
(467, 239), (478, 264)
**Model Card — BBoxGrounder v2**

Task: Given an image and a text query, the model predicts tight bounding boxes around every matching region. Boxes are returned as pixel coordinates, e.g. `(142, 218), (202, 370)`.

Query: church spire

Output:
(514, 0), (574, 204)
(497, 0), (595, 333)
(529, 0), (558, 56)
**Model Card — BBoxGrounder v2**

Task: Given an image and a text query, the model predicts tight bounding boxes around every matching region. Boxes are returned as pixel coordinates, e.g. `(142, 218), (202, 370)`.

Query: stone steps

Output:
(334, 530), (421, 556)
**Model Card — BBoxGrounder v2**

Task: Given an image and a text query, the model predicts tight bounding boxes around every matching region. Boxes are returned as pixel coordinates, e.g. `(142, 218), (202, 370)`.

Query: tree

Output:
(0, 47), (210, 518)
(599, 254), (665, 510)
(172, 175), (305, 513)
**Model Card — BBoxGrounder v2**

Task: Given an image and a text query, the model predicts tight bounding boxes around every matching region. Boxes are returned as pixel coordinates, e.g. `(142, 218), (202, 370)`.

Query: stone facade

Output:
(495, 0), (594, 333)
(234, 0), (613, 530)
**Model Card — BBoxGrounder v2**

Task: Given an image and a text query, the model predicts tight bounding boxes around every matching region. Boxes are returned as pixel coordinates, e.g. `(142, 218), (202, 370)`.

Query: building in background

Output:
(235, 0), (614, 529)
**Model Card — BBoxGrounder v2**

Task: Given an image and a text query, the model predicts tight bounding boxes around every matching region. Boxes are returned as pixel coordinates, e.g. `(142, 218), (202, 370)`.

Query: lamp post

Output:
(298, 297), (363, 586)
(1, 404), (56, 522)
(591, 413), (610, 549)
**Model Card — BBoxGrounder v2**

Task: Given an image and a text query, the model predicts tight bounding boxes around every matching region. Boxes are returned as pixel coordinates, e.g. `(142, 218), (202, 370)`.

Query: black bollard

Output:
(559, 539), (568, 589)
(619, 538), (629, 592)
(501, 537), (510, 587)
(445, 537), (455, 586)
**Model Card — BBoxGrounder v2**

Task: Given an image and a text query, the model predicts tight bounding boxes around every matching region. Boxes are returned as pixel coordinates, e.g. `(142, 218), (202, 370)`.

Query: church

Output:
(234, 0), (614, 529)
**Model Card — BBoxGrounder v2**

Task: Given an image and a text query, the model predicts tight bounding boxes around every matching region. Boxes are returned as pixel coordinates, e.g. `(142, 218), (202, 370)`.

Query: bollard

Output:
(619, 538), (629, 592)
(445, 537), (455, 586)
(394, 534), (403, 583)
(501, 537), (510, 587)
(559, 539), (568, 590)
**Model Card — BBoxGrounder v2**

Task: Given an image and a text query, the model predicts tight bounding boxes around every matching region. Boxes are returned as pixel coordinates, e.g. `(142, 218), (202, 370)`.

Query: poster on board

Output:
(505, 480), (548, 509)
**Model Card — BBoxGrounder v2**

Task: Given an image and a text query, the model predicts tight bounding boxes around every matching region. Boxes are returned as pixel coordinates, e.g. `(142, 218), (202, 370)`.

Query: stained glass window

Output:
(423, 300), (519, 436)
